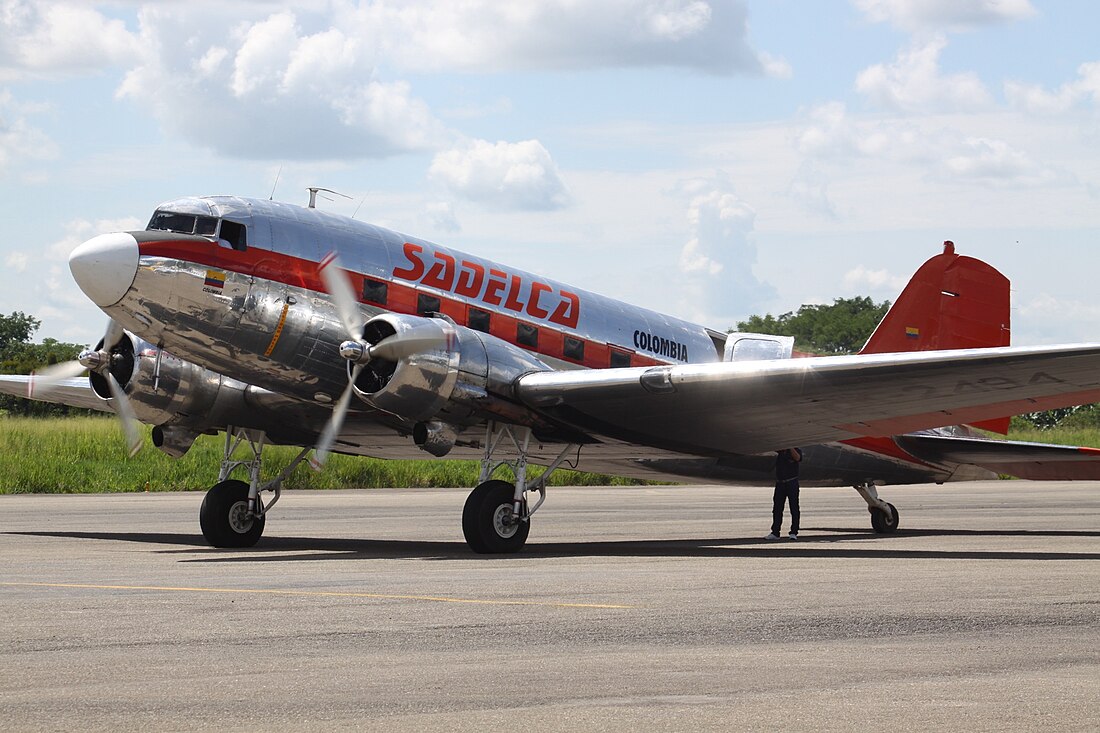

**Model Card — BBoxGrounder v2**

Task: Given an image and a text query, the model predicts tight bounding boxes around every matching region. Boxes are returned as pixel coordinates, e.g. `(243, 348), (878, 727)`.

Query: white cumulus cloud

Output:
(429, 139), (569, 211)
(0, 89), (58, 173)
(1005, 61), (1100, 114)
(856, 36), (992, 112)
(117, 5), (447, 160)
(0, 0), (139, 80)
(853, 0), (1036, 32)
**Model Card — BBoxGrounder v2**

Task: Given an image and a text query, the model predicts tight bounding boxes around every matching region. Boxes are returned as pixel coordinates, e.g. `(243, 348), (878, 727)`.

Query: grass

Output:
(0, 416), (646, 494)
(5, 417), (1100, 495)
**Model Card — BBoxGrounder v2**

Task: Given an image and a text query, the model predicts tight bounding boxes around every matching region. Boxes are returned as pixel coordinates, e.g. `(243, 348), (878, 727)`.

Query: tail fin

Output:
(860, 241), (1011, 433)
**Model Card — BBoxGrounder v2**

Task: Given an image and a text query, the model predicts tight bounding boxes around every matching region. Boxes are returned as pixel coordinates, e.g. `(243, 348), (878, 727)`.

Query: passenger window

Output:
(564, 336), (585, 362)
(219, 220), (247, 251)
(517, 323), (538, 348)
(363, 278), (388, 306)
(610, 350), (631, 368)
(417, 294), (441, 315)
(468, 308), (491, 333)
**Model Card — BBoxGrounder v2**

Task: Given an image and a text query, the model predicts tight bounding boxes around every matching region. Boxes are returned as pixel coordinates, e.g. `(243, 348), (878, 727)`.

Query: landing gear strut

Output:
(199, 428), (311, 548)
(462, 422), (576, 554)
(853, 481), (900, 534)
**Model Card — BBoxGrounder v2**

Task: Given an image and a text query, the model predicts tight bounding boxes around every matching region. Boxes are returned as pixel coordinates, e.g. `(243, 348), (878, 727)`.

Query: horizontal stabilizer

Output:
(895, 433), (1100, 480)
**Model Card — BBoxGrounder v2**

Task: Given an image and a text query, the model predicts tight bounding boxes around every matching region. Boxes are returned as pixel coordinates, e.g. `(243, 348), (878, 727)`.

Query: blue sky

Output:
(1, 0), (1098, 347)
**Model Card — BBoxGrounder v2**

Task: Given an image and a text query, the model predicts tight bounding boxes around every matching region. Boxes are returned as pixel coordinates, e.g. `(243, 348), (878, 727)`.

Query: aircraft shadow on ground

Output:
(6, 529), (1100, 563)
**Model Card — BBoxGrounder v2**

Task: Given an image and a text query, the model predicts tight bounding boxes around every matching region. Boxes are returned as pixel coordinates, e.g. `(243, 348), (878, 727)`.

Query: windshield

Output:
(147, 210), (218, 236)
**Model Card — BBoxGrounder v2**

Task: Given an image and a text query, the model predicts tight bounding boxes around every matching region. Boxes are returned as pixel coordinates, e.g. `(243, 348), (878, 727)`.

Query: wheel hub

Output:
(492, 504), (520, 539)
(227, 501), (254, 534)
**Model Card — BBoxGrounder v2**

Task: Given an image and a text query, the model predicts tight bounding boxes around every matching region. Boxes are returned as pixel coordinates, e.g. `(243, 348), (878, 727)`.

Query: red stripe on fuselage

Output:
(136, 239), (666, 370)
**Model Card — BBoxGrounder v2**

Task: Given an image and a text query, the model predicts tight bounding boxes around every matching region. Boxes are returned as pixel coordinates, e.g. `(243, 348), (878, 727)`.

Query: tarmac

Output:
(1, 481), (1098, 731)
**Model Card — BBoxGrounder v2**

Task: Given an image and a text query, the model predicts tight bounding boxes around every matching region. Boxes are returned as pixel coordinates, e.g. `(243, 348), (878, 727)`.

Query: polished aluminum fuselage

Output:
(97, 195), (980, 486)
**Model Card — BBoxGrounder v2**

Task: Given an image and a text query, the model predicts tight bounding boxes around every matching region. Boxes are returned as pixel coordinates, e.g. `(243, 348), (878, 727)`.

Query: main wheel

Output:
(462, 480), (530, 554)
(199, 479), (265, 548)
(870, 502), (900, 534)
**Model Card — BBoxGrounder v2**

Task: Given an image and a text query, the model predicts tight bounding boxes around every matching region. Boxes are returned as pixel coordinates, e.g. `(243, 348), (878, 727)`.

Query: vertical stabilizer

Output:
(860, 241), (1011, 433)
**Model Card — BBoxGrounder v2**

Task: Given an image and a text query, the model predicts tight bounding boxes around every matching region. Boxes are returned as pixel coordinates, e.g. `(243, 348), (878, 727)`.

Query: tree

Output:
(736, 296), (891, 355)
(0, 312), (90, 417)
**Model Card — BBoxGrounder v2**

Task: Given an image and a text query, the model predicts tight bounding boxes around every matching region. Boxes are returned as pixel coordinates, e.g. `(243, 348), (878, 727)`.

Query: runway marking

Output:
(0, 582), (634, 610)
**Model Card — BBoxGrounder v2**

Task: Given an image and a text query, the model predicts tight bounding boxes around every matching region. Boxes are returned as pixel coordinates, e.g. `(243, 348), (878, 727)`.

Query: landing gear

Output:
(462, 422), (576, 554)
(854, 482), (900, 534)
(199, 479), (264, 547)
(462, 480), (530, 553)
(199, 427), (312, 548)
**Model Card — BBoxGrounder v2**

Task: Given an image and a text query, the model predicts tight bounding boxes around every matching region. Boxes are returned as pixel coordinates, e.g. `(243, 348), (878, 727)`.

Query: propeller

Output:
(310, 252), (453, 469)
(29, 319), (143, 457)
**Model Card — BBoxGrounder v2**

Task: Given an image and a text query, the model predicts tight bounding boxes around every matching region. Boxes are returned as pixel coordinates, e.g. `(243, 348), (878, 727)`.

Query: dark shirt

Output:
(775, 448), (803, 483)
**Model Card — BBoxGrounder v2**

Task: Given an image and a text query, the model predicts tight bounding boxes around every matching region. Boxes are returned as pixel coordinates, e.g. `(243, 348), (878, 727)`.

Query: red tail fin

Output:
(860, 241), (1011, 433)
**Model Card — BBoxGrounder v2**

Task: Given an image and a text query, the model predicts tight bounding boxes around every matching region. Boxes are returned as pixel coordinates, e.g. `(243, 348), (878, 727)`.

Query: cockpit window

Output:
(147, 210), (219, 237)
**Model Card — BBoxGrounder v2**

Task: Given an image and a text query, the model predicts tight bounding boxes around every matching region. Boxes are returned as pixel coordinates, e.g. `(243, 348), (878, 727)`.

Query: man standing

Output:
(766, 447), (803, 540)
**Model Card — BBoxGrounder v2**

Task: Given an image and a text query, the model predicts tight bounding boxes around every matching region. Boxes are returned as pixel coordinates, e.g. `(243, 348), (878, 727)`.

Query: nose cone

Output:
(69, 232), (139, 307)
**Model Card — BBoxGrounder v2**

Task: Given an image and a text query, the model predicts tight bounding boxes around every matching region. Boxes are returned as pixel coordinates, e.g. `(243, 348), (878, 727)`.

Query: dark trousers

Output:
(772, 481), (800, 535)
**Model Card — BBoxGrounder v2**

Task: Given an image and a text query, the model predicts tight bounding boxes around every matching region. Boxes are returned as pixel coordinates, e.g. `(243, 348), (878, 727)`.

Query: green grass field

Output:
(3, 417), (1099, 494)
(0, 416), (646, 494)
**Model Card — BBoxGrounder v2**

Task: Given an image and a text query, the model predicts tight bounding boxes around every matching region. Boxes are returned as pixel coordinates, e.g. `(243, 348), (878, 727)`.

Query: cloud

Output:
(1005, 61), (1100, 114)
(942, 137), (1061, 185)
(4, 251), (28, 272)
(0, 1), (139, 80)
(116, 5), (448, 160)
(429, 139), (569, 211)
(0, 89), (57, 173)
(47, 217), (145, 261)
(853, 0), (1036, 33)
(676, 178), (774, 327)
(422, 201), (461, 234)
(343, 0), (779, 76)
(843, 265), (907, 293)
(856, 36), (992, 112)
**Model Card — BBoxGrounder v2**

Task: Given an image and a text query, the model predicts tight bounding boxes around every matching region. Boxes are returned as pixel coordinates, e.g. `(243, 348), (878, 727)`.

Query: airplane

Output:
(5, 192), (1100, 553)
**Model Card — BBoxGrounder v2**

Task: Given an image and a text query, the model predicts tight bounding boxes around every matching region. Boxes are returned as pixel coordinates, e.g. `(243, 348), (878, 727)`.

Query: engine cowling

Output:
(94, 332), (326, 456)
(350, 313), (555, 446)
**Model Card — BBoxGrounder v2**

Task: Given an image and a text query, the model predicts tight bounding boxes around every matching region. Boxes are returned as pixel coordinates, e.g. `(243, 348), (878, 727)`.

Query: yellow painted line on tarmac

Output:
(0, 581), (634, 610)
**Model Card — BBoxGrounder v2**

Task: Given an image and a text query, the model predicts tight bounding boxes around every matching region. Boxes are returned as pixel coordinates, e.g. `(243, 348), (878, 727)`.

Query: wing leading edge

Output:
(515, 343), (1100, 457)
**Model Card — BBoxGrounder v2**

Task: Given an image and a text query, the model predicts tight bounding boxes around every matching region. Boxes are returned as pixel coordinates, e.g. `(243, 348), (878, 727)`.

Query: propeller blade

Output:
(27, 361), (86, 397)
(368, 324), (453, 362)
(103, 319), (125, 351)
(310, 364), (363, 471)
(106, 372), (143, 457)
(318, 252), (363, 342)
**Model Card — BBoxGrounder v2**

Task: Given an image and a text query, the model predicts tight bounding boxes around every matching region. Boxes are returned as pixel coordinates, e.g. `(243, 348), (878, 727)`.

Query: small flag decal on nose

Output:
(204, 270), (226, 289)
(905, 326), (920, 339)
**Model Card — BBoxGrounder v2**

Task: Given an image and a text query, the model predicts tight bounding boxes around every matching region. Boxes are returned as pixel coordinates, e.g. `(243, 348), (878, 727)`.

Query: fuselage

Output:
(66, 194), (985, 485)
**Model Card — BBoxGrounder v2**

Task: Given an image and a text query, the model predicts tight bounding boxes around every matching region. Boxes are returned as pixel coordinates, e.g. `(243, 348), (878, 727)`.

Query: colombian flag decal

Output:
(204, 269), (226, 289)
(905, 326), (920, 339)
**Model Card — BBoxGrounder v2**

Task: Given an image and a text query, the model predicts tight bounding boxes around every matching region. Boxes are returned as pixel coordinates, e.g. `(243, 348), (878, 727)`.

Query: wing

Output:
(0, 375), (112, 413)
(895, 433), (1100, 480)
(516, 343), (1100, 457)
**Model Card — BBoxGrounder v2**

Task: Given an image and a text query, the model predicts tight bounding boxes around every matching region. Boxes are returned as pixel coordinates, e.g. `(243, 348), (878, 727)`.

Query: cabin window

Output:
(610, 350), (631, 368)
(219, 220), (247, 251)
(417, 293), (441, 316)
(363, 278), (388, 306)
(517, 322), (538, 348)
(468, 307), (491, 333)
(564, 336), (585, 362)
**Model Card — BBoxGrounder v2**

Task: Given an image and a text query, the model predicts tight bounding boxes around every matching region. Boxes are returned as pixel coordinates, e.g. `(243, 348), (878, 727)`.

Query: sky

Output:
(1, 0), (1098, 348)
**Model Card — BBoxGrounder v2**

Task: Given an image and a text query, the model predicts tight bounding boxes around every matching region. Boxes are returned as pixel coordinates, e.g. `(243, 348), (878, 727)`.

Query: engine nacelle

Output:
(351, 313), (554, 437)
(93, 332), (326, 457)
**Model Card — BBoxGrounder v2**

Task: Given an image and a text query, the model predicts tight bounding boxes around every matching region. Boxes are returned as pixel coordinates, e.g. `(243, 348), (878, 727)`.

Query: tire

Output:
(199, 479), (265, 548)
(870, 502), (900, 534)
(462, 480), (530, 554)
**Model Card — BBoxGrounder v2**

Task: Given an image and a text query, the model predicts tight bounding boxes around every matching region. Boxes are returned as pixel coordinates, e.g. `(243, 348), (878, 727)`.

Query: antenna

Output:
(269, 166), (283, 200)
(307, 187), (353, 209)
(351, 196), (366, 219)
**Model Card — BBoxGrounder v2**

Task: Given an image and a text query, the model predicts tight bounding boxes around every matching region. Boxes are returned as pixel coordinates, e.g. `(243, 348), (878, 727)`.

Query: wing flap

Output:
(516, 344), (1100, 457)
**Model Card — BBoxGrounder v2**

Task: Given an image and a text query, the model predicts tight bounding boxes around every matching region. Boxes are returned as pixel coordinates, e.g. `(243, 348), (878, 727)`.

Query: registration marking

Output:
(0, 581), (634, 610)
